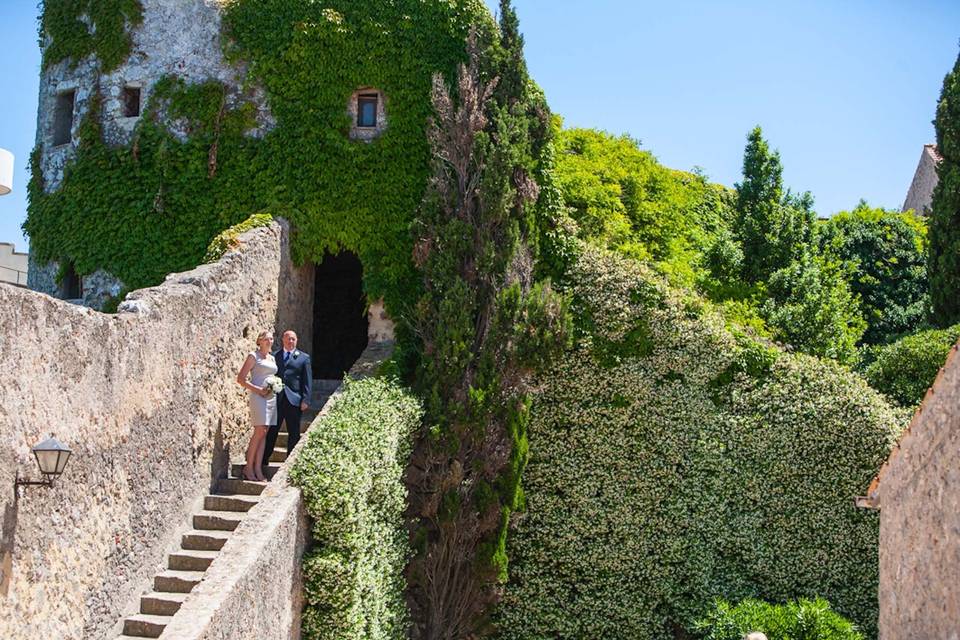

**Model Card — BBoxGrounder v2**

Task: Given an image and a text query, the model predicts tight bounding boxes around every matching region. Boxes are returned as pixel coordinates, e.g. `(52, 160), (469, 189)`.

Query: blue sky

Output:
(0, 1), (957, 250)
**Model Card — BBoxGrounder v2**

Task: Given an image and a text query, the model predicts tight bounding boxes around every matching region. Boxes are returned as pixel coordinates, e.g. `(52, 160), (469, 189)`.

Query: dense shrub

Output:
(816, 202), (928, 345)
(290, 376), (422, 640)
(496, 246), (903, 640)
(762, 254), (866, 363)
(696, 598), (863, 640)
(554, 127), (734, 284)
(860, 324), (960, 407)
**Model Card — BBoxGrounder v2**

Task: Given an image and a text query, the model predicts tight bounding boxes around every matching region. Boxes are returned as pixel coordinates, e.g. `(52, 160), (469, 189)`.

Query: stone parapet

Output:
(0, 222), (284, 639)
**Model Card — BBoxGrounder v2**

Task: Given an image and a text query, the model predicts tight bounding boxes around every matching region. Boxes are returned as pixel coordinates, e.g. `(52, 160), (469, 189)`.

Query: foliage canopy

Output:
(928, 47), (960, 326)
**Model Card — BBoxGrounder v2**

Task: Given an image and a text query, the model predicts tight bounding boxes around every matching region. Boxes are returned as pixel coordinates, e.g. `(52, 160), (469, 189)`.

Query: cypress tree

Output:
(929, 47), (960, 326)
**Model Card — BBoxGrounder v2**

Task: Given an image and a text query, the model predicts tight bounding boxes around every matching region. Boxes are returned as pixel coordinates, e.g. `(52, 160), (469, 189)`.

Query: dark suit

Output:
(262, 348), (312, 467)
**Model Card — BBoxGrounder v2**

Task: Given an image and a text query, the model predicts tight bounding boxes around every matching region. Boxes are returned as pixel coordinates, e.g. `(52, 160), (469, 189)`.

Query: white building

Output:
(0, 242), (28, 287)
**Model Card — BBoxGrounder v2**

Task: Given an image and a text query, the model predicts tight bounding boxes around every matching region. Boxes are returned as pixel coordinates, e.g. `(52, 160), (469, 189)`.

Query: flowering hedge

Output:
(496, 247), (903, 639)
(290, 376), (422, 640)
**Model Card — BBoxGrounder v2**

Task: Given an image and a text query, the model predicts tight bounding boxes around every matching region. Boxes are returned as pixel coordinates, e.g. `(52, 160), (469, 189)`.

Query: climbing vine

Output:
(26, 0), (495, 320)
(39, 0), (144, 72)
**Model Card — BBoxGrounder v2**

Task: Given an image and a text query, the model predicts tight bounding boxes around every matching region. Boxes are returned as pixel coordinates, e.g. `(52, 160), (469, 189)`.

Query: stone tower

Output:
(29, 0), (269, 307)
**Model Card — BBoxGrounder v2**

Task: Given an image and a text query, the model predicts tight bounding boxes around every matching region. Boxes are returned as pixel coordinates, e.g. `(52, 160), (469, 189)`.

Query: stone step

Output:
(168, 549), (220, 571)
(204, 494), (259, 512)
(139, 591), (188, 616)
(154, 570), (204, 593)
(314, 378), (341, 391)
(269, 448), (287, 463)
(181, 529), (231, 551)
(216, 478), (267, 496)
(231, 463), (281, 480)
(122, 613), (172, 638)
(193, 510), (244, 532)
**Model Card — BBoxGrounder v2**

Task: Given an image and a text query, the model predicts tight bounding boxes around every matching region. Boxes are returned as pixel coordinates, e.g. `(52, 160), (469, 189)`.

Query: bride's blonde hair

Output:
(255, 330), (274, 346)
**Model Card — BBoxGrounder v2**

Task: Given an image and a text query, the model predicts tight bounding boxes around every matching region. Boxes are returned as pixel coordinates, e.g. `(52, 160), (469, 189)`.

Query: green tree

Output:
(929, 47), (960, 326)
(406, 24), (570, 639)
(734, 126), (813, 282)
(762, 253), (866, 363)
(554, 127), (733, 282)
(818, 201), (929, 345)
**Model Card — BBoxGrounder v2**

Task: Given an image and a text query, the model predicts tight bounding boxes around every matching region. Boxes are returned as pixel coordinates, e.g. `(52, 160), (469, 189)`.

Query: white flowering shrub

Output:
(496, 247), (902, 639)
(290, 376), (422, 640)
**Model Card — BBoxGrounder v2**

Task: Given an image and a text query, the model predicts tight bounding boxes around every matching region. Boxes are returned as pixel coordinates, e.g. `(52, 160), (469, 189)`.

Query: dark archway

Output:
(312, 251), (369, 379)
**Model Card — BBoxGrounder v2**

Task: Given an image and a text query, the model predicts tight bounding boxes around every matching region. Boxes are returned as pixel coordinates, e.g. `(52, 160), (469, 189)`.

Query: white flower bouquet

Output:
(264, 375), (284, 395)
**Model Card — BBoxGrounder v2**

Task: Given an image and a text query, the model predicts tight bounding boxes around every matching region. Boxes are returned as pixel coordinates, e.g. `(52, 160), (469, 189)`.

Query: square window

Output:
(53, 90), (76, 146)
(357, 94), (378, 128)
(123, 86), (141, 118)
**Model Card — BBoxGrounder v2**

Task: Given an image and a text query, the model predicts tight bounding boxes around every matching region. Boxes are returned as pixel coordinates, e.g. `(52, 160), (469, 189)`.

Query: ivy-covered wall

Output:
(26, 0), (495, 317)
(495, 246), (904, 639)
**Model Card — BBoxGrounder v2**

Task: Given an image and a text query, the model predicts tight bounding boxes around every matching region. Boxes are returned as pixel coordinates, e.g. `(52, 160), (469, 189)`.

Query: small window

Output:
(123, 86), (141, 118)
(53, 90), (76, 146)
(357, 94), (378, 128)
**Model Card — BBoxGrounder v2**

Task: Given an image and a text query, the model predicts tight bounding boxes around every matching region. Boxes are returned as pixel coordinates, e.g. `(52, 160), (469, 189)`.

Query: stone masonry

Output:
(0, 222), (286, 639)
(860, 340), (960, 638)
(902, 144), (941, 216)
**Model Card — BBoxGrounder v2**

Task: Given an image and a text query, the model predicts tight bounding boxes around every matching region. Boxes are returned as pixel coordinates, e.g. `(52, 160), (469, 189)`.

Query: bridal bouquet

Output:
(264, 375), (284, 395)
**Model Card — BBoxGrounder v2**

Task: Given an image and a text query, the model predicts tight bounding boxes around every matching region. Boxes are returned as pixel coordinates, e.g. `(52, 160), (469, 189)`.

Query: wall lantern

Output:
(15, 437), (72, 494)
(0, 148), (13, 196)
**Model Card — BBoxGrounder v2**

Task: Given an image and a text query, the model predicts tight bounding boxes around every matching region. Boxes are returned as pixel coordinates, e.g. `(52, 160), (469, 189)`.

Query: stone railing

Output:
(0, 222), (287, 639)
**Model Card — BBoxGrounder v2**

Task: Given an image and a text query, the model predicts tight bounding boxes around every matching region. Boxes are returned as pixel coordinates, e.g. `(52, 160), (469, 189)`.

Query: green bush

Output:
(696, 598), (863, 640)
(860, 324), (960, 407)
(496, 246), (903, 640)
(290, 376), (422, 640)
(816, 202), (928, 346)
(203, 212), (273, 263)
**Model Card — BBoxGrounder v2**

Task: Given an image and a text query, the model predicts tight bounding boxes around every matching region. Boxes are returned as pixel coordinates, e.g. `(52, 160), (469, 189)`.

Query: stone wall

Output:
(902, 144), (941, 216)
(0, 222), (286, 640)
(874, 341), (960, 639)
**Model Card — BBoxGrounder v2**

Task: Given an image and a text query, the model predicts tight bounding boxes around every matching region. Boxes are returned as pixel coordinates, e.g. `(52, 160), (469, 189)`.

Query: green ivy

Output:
(27, 0), (495, 321)
(39, 0), (144, 71)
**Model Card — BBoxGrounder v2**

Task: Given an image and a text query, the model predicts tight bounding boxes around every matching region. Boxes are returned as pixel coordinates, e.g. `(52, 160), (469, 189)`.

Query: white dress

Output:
(248, 351), (278, 426)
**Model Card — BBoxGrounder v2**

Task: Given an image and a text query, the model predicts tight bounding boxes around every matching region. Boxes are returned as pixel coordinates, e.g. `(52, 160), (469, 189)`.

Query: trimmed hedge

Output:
(290, 376), (422, 640)
(860, 324), (960, 407)
(696, 597), (863, 640)
(496, 246), (903, 639)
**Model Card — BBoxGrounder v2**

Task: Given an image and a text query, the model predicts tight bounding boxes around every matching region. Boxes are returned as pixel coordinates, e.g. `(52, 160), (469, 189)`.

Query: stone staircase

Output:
(116, 379), (341, 639)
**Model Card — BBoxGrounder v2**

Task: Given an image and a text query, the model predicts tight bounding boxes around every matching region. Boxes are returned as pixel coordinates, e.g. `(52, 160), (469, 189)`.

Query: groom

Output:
(262, 329), (312, 469)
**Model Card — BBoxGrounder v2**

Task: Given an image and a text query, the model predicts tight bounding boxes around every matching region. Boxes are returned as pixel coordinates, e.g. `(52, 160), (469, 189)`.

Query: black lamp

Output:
(15, 437), (72, 494)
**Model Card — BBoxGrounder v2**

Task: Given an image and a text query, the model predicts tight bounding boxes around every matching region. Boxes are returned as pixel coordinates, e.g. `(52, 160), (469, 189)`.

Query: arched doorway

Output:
(312, 251), (369, 379)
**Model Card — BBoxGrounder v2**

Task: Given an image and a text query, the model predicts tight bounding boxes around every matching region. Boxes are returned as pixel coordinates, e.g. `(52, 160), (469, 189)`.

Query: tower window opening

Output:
(53, 90), (76, 146)
(357, 94), (378, 128)
(123, 86), (141, 118)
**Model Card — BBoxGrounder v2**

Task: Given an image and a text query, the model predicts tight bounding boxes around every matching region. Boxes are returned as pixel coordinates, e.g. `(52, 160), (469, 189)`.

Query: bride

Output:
(235, 330), (278, 482)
